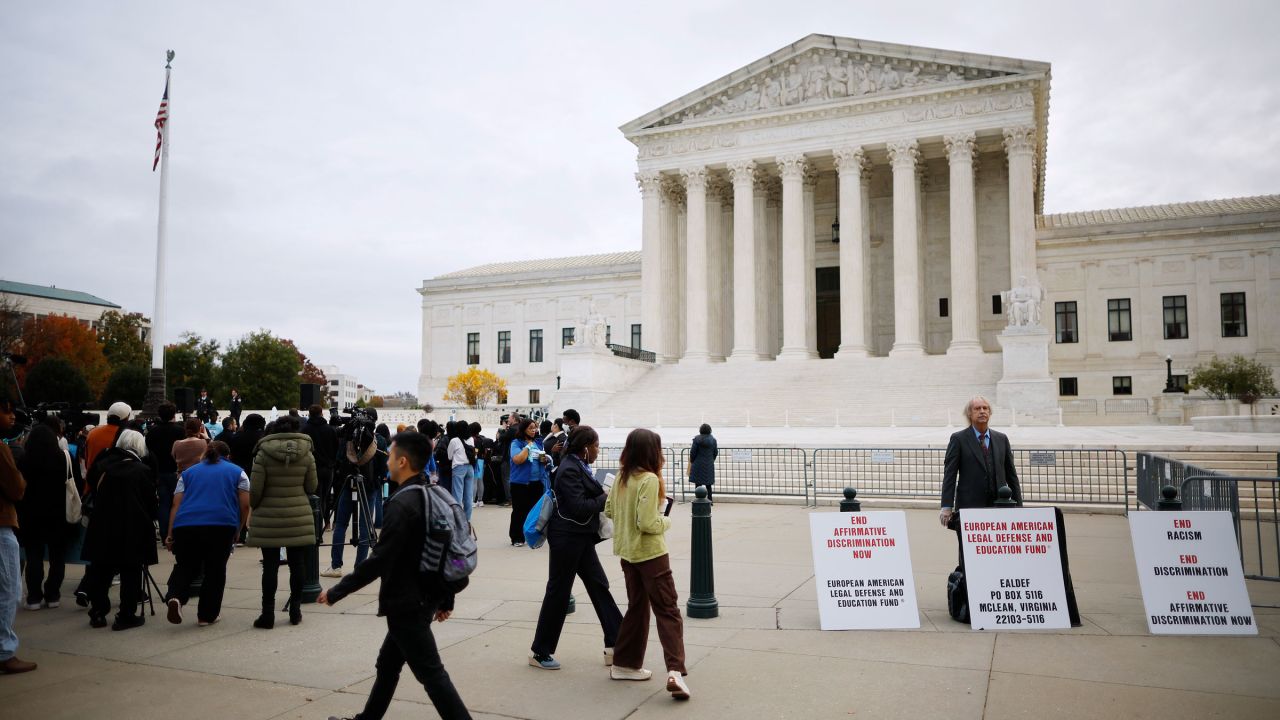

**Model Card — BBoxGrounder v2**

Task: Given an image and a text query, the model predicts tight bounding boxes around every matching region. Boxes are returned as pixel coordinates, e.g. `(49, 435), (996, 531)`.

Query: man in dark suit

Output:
(939, 396), (1022, 567)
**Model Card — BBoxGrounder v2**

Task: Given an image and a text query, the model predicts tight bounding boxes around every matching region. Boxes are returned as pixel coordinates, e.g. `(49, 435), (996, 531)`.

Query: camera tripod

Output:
(324, 467), (380, 558)
(137, 564), (166, 617)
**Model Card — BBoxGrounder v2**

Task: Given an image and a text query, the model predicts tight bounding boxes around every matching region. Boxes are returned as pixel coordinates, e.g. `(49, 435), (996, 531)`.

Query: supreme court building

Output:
(419, 35), (1278, 424)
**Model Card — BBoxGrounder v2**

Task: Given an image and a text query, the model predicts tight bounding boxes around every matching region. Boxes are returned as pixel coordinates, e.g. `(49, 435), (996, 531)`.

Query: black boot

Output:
(288, 596), (302, 626)
(253, 601), (274, 629)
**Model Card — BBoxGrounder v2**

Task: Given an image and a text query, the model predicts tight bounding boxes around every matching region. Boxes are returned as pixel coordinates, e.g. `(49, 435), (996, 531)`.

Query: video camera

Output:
(2, 402), (100, 443)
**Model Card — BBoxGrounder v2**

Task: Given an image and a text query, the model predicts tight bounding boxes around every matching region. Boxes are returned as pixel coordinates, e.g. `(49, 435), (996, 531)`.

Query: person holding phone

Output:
(604, 428), (690, 700)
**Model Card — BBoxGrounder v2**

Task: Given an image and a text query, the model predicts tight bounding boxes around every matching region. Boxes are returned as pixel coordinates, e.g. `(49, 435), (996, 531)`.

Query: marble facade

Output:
(418, 35), (1279, 422)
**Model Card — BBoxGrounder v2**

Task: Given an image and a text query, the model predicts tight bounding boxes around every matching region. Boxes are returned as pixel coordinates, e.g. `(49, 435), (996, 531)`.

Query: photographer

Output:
(319, 431), (471, 720)
(322, 410), (382, 578)
(146, 403), (184, 540)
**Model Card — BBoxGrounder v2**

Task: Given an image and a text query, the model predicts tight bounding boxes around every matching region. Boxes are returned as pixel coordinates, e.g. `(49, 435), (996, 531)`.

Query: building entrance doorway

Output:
(816, 267), (840, 359)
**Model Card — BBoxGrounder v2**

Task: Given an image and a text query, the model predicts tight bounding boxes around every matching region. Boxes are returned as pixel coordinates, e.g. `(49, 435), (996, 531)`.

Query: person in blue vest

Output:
(162, 440), (250, 626)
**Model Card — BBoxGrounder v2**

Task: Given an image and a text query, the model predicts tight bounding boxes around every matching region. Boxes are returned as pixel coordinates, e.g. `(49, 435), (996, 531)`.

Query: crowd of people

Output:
(0, 388), (713, 717)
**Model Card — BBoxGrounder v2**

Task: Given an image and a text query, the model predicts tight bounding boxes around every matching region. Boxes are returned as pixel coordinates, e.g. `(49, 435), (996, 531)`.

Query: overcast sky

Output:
(2, 1), (1276, 395)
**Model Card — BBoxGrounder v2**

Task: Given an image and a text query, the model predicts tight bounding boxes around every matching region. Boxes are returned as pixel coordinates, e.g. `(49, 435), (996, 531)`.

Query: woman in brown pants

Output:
(603, 428), (690, 700)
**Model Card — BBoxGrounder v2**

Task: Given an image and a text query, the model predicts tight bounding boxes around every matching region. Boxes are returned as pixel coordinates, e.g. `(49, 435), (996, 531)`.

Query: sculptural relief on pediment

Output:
(651, 49), (1014, 128)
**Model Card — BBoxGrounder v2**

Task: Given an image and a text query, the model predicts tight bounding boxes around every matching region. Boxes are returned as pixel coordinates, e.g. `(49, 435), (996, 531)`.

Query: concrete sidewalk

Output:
(3, 502), (1279, 719)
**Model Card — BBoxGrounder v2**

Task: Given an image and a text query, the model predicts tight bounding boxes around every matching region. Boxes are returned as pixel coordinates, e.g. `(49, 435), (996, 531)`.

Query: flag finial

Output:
(165, 50), (175, 68)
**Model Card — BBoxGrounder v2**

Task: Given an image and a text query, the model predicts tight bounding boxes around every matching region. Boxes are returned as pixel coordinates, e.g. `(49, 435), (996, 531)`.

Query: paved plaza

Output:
(3, 500), (1278, 719)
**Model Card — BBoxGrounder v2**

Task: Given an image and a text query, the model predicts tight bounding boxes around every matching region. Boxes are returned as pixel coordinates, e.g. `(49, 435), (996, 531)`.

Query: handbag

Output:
(63, 449), (82, 524)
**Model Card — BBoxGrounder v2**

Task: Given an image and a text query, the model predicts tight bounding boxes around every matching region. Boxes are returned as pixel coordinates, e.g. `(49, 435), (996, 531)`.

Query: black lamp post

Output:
(1162, 354), (1179, 393)
(831, 218), (840, 244)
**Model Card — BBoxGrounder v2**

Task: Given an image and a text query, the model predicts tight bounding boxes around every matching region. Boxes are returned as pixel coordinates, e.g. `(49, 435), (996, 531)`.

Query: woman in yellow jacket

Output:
(603, 428), (690, 700)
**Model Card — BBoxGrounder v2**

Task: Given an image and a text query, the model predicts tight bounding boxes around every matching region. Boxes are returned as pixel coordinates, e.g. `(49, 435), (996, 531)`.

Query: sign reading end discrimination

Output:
(1129, 511), (1256, 635)
(809, 511), (919, 630)
(961, 507), (1072, 630)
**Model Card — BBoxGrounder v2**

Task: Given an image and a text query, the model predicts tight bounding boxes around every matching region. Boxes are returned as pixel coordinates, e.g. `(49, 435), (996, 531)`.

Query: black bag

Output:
(433, 438), (453, 486)
(946, 566), (970, 623)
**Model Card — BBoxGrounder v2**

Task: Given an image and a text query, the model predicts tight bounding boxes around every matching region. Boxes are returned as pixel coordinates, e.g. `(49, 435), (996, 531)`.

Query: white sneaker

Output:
(23, 602), (41, 611)
(476, 501), (484, 507)
(45, 600), (60, 609)
(666, 671), (691, 700)
(610, 666), (652, 681)
(320, 567), (343, 578)
(603, 647), (614, 666)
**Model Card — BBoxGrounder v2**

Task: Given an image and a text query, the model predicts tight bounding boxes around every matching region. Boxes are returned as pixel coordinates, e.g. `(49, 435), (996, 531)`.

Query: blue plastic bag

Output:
(522, 486), (555, 548)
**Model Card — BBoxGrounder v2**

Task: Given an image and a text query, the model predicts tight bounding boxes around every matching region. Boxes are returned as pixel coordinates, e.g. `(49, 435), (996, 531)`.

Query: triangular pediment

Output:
(621, 34), (1050, 135)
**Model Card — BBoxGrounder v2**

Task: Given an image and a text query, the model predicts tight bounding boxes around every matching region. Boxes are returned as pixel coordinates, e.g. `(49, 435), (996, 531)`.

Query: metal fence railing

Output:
(1180, 475), (1280, 582)
(810, 448), (1128, 507)
(677, 447), (809, 503)
(1134, 453), (1221, 512)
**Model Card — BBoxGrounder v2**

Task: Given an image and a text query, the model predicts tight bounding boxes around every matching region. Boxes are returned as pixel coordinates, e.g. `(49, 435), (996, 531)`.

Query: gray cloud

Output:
(2, 0), (1276, 393)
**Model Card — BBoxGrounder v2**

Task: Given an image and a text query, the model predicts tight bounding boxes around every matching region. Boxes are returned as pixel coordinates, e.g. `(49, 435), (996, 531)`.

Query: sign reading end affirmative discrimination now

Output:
(1129, 511), (1256, 635)
(961, 507), (1072, 630)
(809, 511), (919, 630)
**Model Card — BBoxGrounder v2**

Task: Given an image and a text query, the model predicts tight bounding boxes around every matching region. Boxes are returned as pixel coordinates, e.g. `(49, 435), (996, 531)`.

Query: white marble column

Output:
(718, 184), (735, 359)
(727, 160), (763, 361)
(777, 154), (814, 359)
(888, 139), (924, 356)
(705, 177), (725, 362)
(637, 171), (663, 357)
(945, 132), (982, 355)
(659, 177), (682, 362)
(803, 167), (819, 356)
(681, 167), (711, 362)
(833, 147), (868, 357)
(756, 173), (775, 358)
(1003, 125), (1037, 288)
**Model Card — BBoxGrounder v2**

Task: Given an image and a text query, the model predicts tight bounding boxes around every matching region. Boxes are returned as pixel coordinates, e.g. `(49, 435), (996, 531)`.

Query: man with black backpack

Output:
(320, 431), (471, 720)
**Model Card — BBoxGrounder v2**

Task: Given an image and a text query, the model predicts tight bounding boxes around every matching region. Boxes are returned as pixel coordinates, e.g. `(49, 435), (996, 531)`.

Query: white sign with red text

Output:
(960, 507), (1071, 630)
(809, 511), (919, 630)
(1129, 511), (1256, 635)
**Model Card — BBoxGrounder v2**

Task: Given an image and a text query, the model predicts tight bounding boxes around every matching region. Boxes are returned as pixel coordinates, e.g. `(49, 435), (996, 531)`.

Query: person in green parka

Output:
(246, 415), (317, 629)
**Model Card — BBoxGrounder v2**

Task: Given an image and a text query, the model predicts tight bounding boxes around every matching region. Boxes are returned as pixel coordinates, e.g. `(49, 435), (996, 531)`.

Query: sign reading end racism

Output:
(961, 507), (1072, 630)
(809, 511), (919, 630)
(1129, 511), (1256, 635)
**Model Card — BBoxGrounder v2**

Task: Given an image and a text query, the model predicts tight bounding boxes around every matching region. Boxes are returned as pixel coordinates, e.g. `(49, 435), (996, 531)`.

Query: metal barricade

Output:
(811, 448), (943, 503)
(1135, 453), (1220, 512)
(811, 447), (1129, 507)
(1180, 475), (1280, 582)
(678, 447), (808, 503)
(596, 444), (684, 495)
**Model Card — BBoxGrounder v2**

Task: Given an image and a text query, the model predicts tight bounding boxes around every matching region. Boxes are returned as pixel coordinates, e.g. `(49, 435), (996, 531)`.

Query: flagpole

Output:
(143, 50), (175, 418)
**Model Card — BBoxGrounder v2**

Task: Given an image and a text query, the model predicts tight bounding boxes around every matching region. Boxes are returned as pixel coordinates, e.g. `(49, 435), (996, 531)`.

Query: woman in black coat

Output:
(80, 429), (158, 630)
(17, 419), (73, 609)
(529, 425), (623, 670)
(688, 424), (718, 502)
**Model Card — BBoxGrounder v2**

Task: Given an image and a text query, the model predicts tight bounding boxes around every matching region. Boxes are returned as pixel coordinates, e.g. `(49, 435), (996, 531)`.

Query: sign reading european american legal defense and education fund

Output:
(960, 507), (1072, 630)
(1129, 511), (1256, 635)
(809, 511), (919, 630)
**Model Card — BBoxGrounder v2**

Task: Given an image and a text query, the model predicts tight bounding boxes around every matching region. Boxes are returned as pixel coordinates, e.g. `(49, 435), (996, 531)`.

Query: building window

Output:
(1107, 298), (1132, 341)
(562, 327), (575, 348)
(466, 332), (479, 365)
(1172, 374), (1189, 392)
(1054, 301), (1078, 343)
(606, 325), (612, 346)
(1162, 295), (1188, 340)
(529, 389), (540, 404)
(497, 331), (511, 364)
(1112, 376), (1133, 395)
(1220, 292), (1247, 337)
(1059, 377), (1078, 396)
(497, 389), (508, 405)
(529, 329), (543, 363)
(631, 324), (642, 349)
(992, 294), (1002, 315)
(939, 298), (949, 318)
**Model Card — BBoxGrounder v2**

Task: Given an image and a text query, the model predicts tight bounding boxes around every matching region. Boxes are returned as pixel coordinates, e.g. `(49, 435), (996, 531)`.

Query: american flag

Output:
(152, 78), (169, 171)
